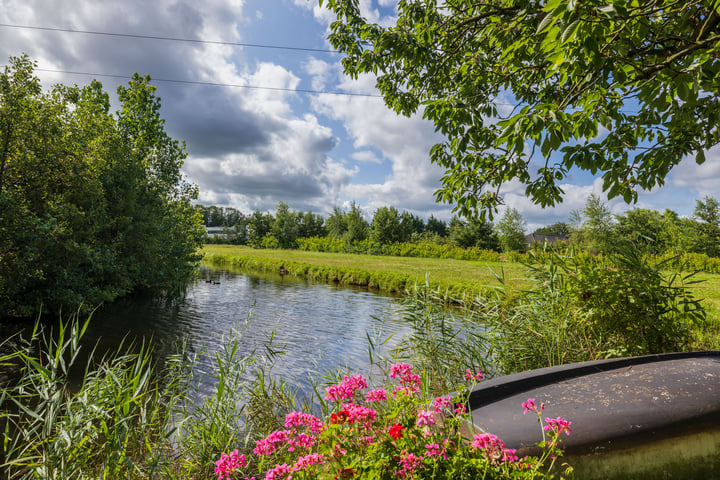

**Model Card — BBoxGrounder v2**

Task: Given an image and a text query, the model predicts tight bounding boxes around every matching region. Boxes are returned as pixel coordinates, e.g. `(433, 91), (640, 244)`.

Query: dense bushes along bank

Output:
(0, 56), (204, 317)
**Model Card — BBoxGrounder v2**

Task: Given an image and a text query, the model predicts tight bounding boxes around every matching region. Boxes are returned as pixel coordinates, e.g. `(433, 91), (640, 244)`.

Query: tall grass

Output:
(1, 318), (183, 479)
(0, 311), (329, 479)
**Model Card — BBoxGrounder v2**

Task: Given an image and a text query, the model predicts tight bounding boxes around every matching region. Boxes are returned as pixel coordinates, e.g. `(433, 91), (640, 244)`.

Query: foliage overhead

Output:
(320, 0), (720, 218)
(0, 55), (204, 317)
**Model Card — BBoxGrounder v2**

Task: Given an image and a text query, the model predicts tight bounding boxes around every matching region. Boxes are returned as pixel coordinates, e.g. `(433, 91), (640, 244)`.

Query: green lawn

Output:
(202, 244), (529, 288)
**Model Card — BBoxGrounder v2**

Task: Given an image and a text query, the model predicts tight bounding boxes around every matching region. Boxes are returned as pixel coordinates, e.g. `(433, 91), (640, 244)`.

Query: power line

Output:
(0, 23), (339, 54)
(33, 67), (384, 98)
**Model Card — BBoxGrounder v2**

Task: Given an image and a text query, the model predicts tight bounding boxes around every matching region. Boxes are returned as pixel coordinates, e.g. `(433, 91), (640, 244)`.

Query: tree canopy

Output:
(321, 0), (720, 218)
(0, 55), (204, 317)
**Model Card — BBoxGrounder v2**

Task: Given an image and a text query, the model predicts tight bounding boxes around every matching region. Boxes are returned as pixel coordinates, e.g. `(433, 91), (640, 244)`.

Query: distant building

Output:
(525, 233), (568, 246)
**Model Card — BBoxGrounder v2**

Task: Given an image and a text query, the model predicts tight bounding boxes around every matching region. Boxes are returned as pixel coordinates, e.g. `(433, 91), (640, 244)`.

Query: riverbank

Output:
(201, 244), (528, 302)
(201, 244), (720, 350)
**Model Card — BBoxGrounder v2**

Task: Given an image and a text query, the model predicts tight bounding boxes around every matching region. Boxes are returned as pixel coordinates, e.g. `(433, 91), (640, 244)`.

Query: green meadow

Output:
(201, 244), (720, 348)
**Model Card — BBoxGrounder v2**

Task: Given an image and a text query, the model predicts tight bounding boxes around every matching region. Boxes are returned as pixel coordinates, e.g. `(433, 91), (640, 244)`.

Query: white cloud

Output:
(304, 57), (331, 91)
(671, 146), (720, 198)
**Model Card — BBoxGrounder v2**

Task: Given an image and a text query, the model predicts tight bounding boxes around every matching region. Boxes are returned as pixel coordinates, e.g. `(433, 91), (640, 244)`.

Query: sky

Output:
(1, 0), (718, 233)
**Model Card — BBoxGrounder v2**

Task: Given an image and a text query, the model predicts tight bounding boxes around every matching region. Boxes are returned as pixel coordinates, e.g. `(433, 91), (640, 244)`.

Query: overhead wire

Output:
(32, 68), (384, 98)
(1, 22), (384, 98)
(0, 23), (339, 53)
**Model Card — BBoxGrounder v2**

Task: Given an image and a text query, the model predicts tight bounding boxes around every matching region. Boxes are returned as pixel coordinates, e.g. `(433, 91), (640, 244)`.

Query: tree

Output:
(272, 201), (299, 249)
(246, 210), (273, 248)
(614, 208), (664, 253)
(371, 206), (402, 244)
(448, 217), (499, 250)
(494, 208), (527, 252)
(344, 202), (369, 243)
(322, 0), (720, 218)
(691, 196), (720, 257)
(298, 211), (325, 238)
(0, 56), (204, 316)
(534, 222), (571, 237)
(325, 206), (348, 239)
(425, 215), (447, 237)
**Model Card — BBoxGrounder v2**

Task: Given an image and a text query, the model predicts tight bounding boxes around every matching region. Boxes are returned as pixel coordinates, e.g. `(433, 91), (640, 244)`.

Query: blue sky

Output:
(1, 0), (717, 232)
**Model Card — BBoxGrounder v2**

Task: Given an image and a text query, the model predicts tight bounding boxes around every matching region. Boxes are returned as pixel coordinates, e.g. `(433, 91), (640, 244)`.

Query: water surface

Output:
(64, 267), (409, 398)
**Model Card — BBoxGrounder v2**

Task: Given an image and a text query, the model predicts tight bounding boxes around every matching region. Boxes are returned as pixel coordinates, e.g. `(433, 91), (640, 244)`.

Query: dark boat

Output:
(469, 351), (720, 480)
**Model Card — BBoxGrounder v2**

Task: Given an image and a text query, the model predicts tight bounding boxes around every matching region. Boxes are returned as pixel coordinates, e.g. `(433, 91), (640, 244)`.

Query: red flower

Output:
(389, 423), (405, 440)
(331, 410), (351, 424)
(334, 467), (357, 479)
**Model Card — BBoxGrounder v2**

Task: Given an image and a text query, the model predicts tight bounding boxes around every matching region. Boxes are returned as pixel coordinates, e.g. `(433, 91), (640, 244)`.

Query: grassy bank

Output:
(201, 244), (720, 350)
(202, 244), (529, 302)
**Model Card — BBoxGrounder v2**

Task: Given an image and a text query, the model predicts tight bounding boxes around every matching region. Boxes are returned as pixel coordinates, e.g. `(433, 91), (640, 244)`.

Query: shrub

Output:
(218, 364), (571, 479)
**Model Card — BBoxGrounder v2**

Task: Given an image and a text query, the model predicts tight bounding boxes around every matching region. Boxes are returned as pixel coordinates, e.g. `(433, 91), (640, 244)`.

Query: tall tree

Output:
(534, 222), (571, 237)
(246, 210), (273, 248)
(271, 201), (300, 249)
(371, 206), (402, 244)
(425, 215), (448, 237)
(495, 208), (527, 252)
(322, 0), (720, 218)
(614, 208), (664, 253)
(691, 196), (720, 257)
(325, 206), (348, 239)
(344, 202), (369, 243)
(449, 217), (499, 250)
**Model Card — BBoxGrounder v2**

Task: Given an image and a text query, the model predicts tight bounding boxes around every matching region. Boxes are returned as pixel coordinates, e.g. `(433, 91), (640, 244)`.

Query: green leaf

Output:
(536, 10), (556, 34)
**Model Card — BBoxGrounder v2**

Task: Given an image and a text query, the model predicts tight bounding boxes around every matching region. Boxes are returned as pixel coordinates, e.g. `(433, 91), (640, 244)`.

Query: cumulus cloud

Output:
(0, 0), (359, 214)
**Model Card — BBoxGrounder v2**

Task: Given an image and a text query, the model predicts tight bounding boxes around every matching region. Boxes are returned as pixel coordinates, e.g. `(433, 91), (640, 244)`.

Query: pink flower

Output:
(389, 363), (413, 379)
(215, 449), (246, 480)
(472, 432), (505, 451)
(544, 416), (572, 436)
(389, 363), (421, 396)
(265, 463), (293, 480)
(424, 443), (442, 457)
(325, 375), (368, 401)
(433, 395), (452, 413)
(365, 388), (387, 402)
(454, 403), (466, 414)
(522, 398), (545, 415)
(472, 433), (519, 463)
(464, 368), (484, 381)
(292, 453), (324, 472)
(254, 430), (290, 456)
(284, 411), (324, 434)
(340, 403), (377, 426)
(396, 452), (424, 478)
(416, 409), (435, 427)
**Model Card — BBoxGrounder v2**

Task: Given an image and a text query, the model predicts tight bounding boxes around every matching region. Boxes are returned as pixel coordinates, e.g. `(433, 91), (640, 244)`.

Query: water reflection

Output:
(17, 267), (409, 399)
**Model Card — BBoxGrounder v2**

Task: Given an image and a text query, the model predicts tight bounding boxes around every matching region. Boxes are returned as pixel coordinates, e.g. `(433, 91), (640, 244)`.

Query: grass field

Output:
(201, 244), (720, 347)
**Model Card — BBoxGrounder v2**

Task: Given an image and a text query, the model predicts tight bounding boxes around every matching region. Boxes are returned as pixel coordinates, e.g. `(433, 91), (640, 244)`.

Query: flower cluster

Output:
(214, 449), (246, 480)
(389, 362), (421, 397)
(544, 416), (572, 436)
(325, 374), (368, 401)
(464, 368), (484, 381)
(215, 365), (572, 480)
(472, 433), (519, 463)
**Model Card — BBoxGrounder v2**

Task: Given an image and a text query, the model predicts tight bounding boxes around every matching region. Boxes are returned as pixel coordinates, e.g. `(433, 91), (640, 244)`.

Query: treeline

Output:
(0, 56), (204, 317)
(198, 201), (500, 251)
(199, 194), (720, 271)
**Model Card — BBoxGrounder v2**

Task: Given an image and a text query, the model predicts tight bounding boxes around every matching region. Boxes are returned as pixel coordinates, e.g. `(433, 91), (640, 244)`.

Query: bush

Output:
(477, 243), (707, 373)
(219, 364), (571, 479)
